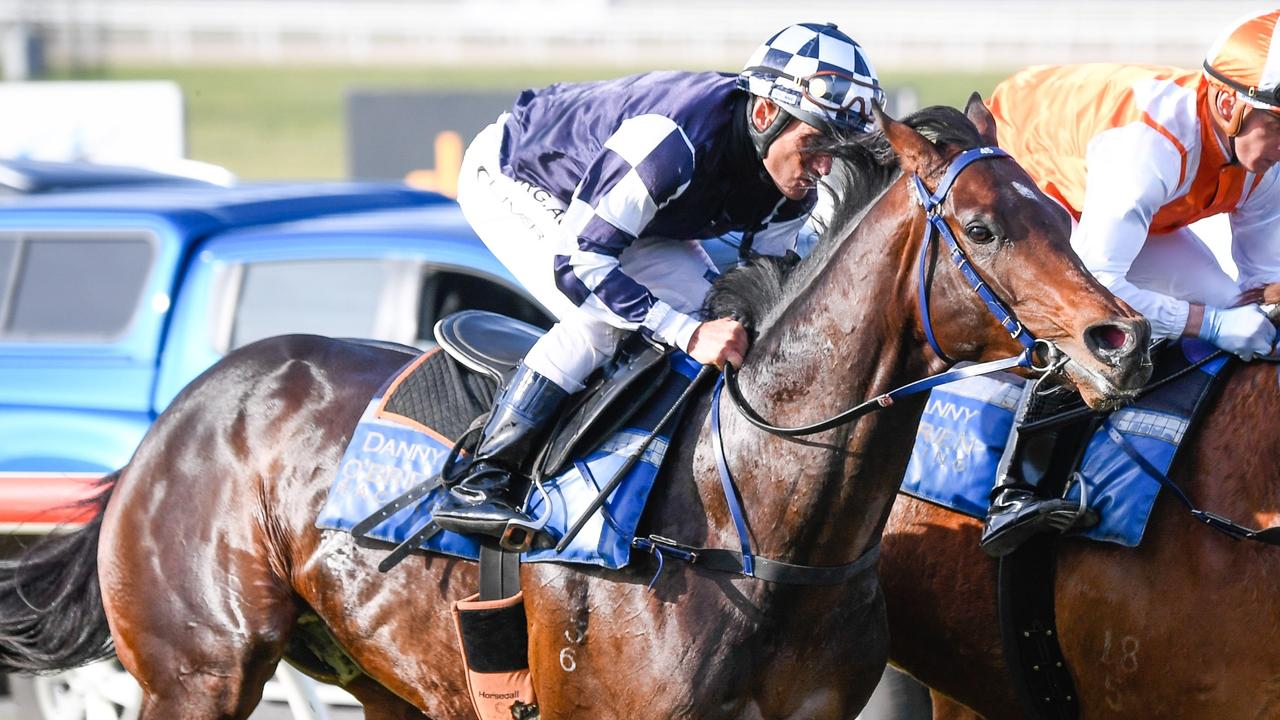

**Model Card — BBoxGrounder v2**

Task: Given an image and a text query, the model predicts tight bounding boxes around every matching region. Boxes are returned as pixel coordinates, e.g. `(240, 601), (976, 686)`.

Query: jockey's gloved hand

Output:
(1199, 304), (1277, 360)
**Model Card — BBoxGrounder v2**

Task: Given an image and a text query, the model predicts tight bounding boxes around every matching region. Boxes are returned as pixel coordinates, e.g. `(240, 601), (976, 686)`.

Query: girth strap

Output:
(377, 518), (443, 573)
(352, 472), (444, 538)
(998, 535), (1079, 720)
(632, 536), (881, 586)
(354, 469), (448, 573)
(479, 543), (522, 601)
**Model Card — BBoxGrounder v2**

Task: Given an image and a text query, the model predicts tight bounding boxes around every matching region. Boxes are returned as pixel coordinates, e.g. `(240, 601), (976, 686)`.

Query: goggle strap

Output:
(1203, 62), (1280, 108)
(744, 67), (880, 95)
(744, 67), (882, 130)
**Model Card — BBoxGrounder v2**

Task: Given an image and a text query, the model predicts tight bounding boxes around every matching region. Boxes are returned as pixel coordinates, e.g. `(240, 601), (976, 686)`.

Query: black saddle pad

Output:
(382, 349), (495, 441)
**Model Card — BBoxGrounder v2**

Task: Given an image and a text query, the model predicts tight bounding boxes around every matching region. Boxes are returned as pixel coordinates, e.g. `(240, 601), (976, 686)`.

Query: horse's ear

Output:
(964, 92), (999, 147)
(873, 103), (942, 177)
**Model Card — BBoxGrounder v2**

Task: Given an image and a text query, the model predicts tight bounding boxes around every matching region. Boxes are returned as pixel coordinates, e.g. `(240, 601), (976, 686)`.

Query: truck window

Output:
(0, 231), (154, 341)
(0, 234), (16, 302)
(416, 269), (552, 345)
(230, 258), (393, 349)
(223, 260), (551, 353)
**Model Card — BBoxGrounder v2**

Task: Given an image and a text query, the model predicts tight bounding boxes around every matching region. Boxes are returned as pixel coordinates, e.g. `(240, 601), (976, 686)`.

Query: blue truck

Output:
(0, 181), (551, 511)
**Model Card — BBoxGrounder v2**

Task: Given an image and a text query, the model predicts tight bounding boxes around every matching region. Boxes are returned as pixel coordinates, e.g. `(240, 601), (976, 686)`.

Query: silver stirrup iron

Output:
(500, 478), (553, 552)
(1048, 471), (1093, 532)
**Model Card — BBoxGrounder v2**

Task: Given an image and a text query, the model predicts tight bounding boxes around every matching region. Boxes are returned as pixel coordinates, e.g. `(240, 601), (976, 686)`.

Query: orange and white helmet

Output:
(1204, 8), (1280, 132)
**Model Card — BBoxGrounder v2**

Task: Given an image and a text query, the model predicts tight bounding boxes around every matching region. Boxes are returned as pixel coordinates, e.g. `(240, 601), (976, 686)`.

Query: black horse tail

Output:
(0, 471), (118, 673)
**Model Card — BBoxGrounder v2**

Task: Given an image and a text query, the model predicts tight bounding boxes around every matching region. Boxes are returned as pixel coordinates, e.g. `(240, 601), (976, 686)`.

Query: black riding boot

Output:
(979, 381), (1087, 558)
(433, 364), (568, 545)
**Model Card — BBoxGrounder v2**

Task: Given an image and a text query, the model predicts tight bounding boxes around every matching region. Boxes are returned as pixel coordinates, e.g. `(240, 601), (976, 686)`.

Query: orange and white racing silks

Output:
(988, 62), (1280, 340)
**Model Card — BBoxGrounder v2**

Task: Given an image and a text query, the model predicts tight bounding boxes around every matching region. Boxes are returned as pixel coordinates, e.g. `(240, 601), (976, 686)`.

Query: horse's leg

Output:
(135, 660), (276, 720)
(346, 677), (432, 719)
(110, 568), (295, 719)
(297, 542), (478, 718)
(100, 464), (300, 720)
(107, 595), (293, 718)
(125, 606), (293, 720)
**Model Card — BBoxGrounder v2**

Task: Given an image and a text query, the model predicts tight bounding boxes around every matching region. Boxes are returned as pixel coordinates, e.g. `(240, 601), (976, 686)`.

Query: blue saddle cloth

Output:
(315, 349), (703, 568)
(901, 339), (1228, 546)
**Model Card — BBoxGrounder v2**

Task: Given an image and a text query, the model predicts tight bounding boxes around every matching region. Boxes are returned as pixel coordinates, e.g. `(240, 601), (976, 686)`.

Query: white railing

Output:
(0, 0), (1266, 69)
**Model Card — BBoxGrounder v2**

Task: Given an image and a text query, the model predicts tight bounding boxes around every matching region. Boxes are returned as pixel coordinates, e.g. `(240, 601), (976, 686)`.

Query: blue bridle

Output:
(911, 145), (1039, 365)
(722, 144), (1064, 439)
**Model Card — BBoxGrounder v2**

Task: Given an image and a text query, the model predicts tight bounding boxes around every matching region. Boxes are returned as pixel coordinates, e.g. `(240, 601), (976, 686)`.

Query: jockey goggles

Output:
(747, 67), (886, 117)
(1204, 62), (1280, 112)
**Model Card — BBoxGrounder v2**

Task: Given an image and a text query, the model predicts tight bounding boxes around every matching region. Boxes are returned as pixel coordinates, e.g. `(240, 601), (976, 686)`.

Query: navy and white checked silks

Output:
(495, 72), (811, 355)
(554, 114), (701, 343)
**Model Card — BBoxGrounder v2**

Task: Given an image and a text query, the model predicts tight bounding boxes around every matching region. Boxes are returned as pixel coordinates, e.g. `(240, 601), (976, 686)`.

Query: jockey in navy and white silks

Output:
(436, 22), (884, 544)
(494, 71), (815, 372)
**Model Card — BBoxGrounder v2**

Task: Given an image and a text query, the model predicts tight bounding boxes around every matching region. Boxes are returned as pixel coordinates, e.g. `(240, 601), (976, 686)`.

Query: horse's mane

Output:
(705, 105), (984, 335)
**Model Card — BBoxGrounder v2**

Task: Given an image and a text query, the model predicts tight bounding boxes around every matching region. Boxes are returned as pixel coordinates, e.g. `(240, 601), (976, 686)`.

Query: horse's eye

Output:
(965, 224), (995, 244)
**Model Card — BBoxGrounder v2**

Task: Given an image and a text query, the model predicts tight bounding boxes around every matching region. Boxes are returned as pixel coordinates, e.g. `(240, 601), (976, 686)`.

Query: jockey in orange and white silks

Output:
(978, 8), (1280, 559)
(987, 8), (1280, 362)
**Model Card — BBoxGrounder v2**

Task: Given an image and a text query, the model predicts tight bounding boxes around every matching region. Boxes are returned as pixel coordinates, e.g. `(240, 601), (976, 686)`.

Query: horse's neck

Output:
(719, 192), (933, 565)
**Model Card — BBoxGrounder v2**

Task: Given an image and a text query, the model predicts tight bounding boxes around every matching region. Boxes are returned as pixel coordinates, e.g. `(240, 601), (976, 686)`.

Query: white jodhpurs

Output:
(456, 116), (719, 393)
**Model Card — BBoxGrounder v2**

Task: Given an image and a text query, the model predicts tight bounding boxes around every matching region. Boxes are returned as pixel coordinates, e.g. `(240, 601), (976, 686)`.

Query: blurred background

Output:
(0, 0), (1263, 187)
(0, 2), (1262, 719)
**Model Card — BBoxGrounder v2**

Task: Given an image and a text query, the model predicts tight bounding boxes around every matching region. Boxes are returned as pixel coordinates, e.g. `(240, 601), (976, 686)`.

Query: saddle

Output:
(330, 308), (703, 572)
(434, 309), (673, 479)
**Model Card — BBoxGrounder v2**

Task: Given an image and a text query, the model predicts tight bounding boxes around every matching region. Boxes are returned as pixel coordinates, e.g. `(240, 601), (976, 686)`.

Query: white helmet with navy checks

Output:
(738, 22), (883, 139)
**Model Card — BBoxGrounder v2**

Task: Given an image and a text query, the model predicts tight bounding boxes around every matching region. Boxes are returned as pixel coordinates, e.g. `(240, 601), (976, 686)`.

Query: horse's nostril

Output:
(1090, 324), (1129, 352)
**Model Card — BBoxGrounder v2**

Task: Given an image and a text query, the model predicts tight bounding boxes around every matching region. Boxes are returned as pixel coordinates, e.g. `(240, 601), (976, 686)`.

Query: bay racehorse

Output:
(878, 348), (1280, 720)
(0, 98), (1149, 719)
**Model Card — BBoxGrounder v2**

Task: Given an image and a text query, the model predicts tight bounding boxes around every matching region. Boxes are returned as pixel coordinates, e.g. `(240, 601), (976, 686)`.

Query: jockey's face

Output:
(753, 100), (834, 200)
(1233, 106), (1280, 174)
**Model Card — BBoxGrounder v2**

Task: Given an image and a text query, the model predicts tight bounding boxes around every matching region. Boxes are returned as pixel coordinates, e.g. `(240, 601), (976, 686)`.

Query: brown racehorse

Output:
(0, 99), (1150, 720)
(878, 351), (1280, 720)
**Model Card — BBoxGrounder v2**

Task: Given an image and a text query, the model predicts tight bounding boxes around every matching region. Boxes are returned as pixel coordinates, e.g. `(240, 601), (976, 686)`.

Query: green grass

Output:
(52, 65), (1012, 180)
(881, 70), (1012, 111)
